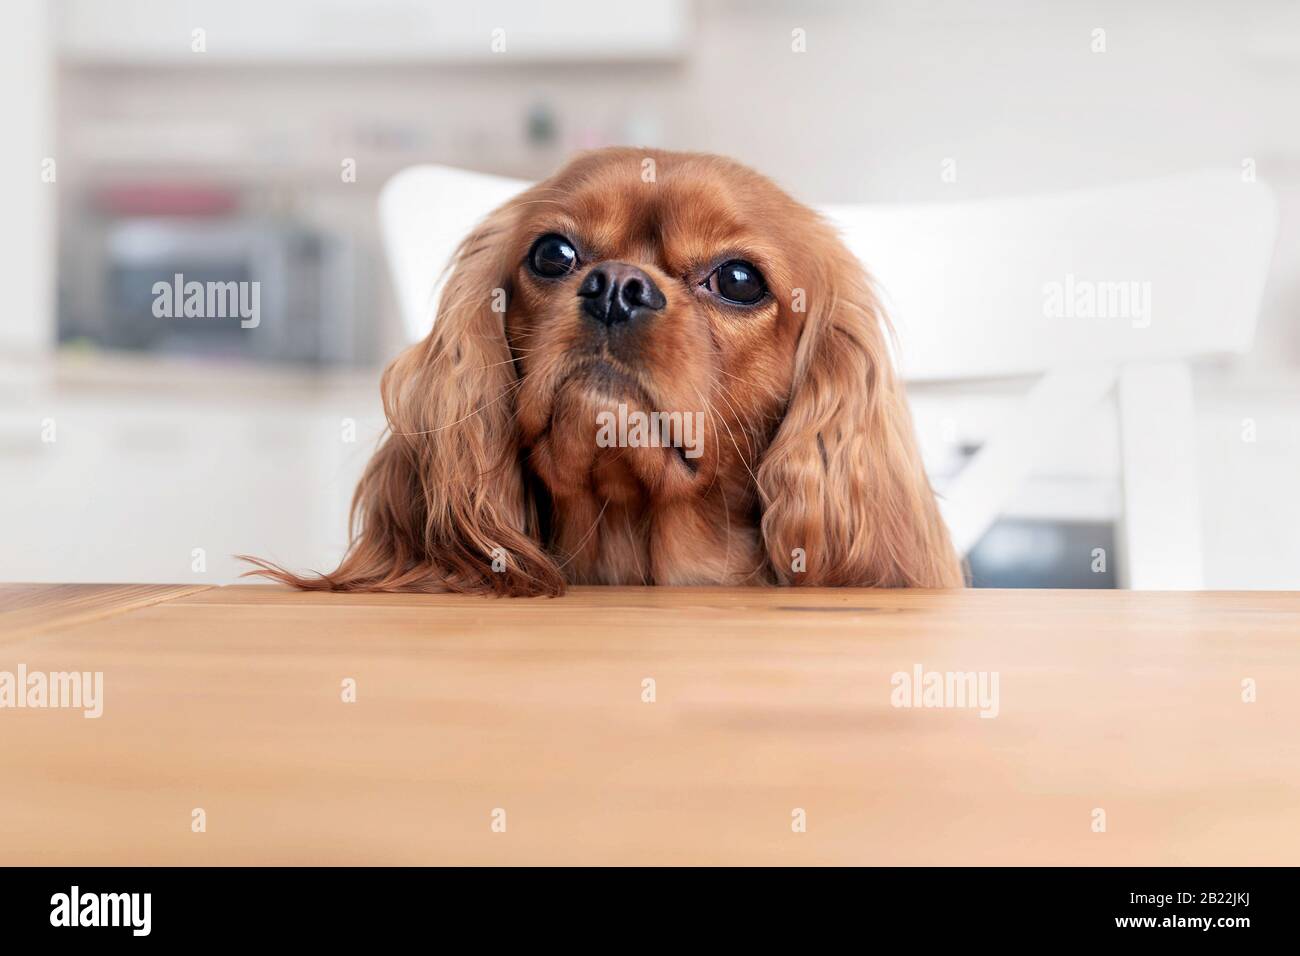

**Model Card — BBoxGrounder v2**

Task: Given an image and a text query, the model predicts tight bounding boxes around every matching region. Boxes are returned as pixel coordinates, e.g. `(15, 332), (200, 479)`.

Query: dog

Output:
(248, 148), (963, 595)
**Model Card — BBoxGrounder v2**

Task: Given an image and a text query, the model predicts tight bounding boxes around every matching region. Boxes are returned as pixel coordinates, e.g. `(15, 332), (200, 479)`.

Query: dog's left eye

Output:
(703, 260), (767, 305)
(528, 233), (580, 278)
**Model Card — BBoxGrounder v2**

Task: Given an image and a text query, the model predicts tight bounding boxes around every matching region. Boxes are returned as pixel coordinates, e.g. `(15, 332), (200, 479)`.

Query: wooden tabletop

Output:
(1, 583), (1296, 865)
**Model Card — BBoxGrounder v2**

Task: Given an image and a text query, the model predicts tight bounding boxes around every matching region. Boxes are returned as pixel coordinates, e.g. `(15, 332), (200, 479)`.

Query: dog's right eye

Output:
(528, 234), (580, 278)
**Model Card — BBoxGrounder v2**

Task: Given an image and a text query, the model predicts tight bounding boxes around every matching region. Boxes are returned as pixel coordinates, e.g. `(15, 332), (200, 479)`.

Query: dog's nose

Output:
(577, 263), (666, 327)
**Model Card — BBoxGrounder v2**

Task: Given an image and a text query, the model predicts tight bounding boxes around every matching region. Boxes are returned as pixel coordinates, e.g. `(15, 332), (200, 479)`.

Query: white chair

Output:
(379, 165), (1278, 589)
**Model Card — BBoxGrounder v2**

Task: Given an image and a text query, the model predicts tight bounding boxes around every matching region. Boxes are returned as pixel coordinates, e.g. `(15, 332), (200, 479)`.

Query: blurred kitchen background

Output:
(2, 0), (1298, 587)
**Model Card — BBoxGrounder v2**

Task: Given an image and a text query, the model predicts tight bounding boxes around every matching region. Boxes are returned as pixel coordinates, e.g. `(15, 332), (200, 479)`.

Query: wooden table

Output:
(1, 584), (1296, 865)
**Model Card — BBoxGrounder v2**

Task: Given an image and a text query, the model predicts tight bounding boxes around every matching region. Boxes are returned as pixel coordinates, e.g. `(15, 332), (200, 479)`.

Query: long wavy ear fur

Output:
(244, 204), (565, 596)
(757, 235), (965, 588)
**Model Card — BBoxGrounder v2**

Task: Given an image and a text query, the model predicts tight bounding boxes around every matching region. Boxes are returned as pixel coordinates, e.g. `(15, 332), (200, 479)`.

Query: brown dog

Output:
(250, 148), (963, 595)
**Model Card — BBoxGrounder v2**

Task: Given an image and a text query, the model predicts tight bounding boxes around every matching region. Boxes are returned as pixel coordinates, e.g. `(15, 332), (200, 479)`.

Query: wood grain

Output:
(0, 583), (212, 641)
(0, 584), (1296, 865)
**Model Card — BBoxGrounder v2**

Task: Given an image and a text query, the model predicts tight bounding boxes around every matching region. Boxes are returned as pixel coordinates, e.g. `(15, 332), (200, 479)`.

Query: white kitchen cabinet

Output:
(56, 0), (689, 63)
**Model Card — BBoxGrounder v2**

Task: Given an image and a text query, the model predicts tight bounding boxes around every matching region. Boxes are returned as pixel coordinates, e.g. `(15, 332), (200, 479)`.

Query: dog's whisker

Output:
(709, 379), (757, 464)
(697, 383), (762, 492)
(689, 386), (728, 500)
(554, 497), (610, 569)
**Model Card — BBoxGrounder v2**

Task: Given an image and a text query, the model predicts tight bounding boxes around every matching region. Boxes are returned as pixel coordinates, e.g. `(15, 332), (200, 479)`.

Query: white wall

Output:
(0, 0), (55, 354)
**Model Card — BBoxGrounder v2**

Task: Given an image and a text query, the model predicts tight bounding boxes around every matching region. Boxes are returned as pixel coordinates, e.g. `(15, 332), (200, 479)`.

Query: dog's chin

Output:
(525, 361), (705, 502)
(570, 356), (648, 403)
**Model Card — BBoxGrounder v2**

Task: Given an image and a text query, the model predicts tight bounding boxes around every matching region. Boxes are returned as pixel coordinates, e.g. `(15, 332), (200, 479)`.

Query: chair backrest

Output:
(380, 164), (529, 344)
(379, 165), (1278, 380)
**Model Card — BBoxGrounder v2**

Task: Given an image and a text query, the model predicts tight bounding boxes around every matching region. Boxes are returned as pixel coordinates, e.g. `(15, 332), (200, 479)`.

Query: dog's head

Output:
(253, 148), (962, 594)
(505, 150), (807, 508)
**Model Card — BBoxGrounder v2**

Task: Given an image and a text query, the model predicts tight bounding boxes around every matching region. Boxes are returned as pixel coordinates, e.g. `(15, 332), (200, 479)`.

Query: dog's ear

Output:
(246, 203), (565, 596)
(756, 238), (965, 588)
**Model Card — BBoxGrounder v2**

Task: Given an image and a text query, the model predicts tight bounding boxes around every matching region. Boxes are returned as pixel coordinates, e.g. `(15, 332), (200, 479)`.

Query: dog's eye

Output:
(704, 260), (767, 305)
(528, 233), (580, 278)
